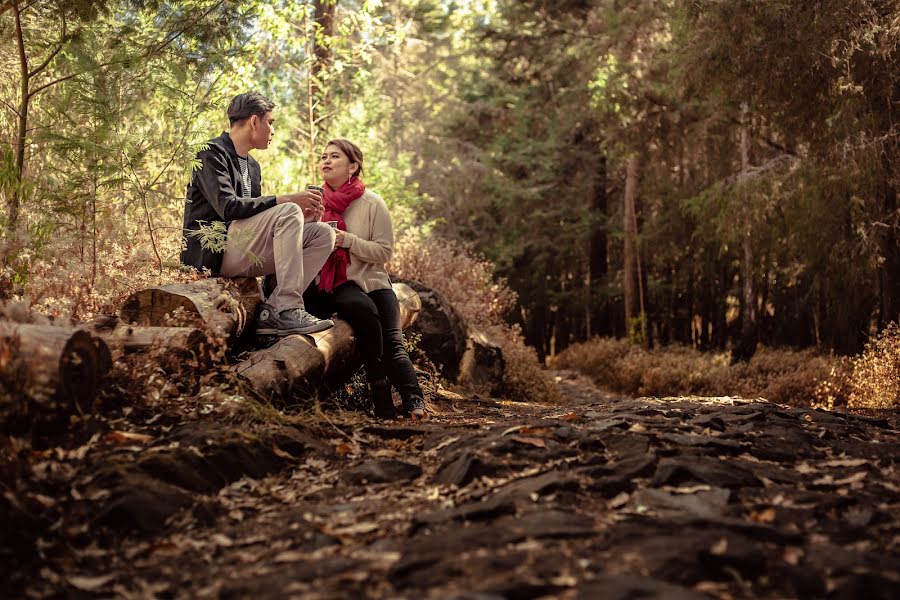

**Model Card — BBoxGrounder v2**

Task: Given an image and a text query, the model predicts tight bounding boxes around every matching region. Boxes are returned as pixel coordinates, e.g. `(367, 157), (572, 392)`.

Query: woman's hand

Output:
(334, 229), (345, 247)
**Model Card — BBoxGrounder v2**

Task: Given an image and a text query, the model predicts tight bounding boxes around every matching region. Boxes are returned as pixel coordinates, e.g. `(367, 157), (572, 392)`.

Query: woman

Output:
(304, 139), (428, 420)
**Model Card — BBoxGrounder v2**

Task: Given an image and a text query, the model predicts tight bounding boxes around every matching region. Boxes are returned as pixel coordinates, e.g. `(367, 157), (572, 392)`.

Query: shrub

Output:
(550, 338), (840, 406)
(392, 233), (560, 403)
(846, 323), (900, 409)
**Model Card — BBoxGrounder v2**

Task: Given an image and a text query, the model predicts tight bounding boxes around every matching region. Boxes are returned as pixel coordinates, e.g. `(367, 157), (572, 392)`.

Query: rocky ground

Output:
(4, 370), (900, 599)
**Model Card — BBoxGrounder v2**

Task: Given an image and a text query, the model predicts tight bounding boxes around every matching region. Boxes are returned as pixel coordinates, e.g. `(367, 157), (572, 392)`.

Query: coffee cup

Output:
(325, 220), (338, 228)
(306, 184), (324, 197)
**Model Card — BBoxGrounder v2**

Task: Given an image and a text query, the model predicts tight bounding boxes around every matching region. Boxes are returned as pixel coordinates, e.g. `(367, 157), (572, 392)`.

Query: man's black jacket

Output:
(180, 132), (277, 274)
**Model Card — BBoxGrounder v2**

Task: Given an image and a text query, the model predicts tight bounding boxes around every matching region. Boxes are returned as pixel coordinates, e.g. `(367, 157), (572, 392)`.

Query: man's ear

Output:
(249, 114), (258, 130)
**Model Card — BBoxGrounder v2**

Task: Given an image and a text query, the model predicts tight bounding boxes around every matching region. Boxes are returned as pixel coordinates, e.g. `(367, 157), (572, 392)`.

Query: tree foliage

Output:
(1, 0), (897, 359)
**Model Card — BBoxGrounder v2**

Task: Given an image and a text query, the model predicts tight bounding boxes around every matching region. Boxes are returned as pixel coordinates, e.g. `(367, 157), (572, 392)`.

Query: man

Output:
(181, 92), (336, 335)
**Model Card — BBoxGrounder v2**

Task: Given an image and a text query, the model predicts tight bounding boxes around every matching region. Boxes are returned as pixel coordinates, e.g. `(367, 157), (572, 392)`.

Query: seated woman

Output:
(303, 139), (428, 420)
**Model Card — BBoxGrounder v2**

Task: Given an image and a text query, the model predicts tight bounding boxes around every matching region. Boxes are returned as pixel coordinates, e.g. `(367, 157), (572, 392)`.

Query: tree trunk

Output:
(876, 185), (900, 327)
(0, 322), (111, 416)
(10, 0), (30, 227)
(587, 155), (608, 338)
(313, 0), (334, 76)
(119, 277), (261, 340)
(732, 101), (758, 364)
(623, 155), (641, 339)
(234, 283), (421, 404)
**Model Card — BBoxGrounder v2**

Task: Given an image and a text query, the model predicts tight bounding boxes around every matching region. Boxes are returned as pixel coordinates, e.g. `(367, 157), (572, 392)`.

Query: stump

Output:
(119, 277), (261, 340)
(458, 327), (506, 395)
(234, 283), (421, 404)
(0, 321), (111, 414)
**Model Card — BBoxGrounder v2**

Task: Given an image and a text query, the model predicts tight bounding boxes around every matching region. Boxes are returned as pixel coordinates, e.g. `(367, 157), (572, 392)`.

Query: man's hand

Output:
(277, 189), (324, 220)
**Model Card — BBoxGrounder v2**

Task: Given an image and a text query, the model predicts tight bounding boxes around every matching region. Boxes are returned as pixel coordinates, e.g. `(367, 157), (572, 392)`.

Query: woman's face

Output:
(320, 144), (358, 187)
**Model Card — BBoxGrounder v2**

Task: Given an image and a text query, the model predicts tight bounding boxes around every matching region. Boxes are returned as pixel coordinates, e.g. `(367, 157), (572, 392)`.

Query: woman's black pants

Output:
(304, 282), (423, 401)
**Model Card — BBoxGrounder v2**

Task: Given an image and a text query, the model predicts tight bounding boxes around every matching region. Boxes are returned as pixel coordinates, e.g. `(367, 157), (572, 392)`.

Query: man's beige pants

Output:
(220, 203), (335, 312)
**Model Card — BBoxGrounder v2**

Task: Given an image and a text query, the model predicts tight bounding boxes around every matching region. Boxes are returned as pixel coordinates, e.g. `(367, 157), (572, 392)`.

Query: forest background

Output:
(0, 0), (898, 408)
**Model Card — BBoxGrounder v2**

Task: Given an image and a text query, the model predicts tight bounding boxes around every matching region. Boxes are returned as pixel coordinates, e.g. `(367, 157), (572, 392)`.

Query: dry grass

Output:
(392, 234), (560, 404)
(823, 323), (900, 410)
(2, 227), (196, 321)
(552, 332), (900, 410)
(550, 338), (827, 406)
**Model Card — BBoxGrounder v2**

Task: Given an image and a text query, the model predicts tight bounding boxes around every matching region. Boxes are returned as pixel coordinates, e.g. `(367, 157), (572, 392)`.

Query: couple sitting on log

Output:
(180, 92), (427, 421)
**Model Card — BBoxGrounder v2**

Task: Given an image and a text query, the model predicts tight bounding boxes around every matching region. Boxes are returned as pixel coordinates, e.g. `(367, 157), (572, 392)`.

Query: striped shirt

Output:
(237, 156), (251, 198)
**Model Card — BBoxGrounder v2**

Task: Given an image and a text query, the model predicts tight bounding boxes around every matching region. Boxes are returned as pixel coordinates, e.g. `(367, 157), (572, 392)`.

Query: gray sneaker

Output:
(256, 304), (334, 336)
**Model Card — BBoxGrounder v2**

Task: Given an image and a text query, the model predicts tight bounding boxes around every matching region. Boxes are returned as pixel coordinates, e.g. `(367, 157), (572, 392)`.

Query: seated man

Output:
(181, 92), (336, 335)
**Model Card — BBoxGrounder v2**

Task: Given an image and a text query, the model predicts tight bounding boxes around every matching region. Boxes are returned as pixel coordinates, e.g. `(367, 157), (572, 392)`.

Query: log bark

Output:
(82, 315), (204, 360)
(234, 283), (421, 404)
(119, 277), (261, 340)
(0, 321), (111, 414)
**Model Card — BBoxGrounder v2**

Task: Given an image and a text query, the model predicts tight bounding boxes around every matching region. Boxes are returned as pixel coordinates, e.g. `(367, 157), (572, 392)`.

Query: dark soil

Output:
(4, 370), (899, 599)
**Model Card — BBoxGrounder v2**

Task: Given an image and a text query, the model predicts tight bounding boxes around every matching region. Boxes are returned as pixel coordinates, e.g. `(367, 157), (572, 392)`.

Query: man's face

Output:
(251, 111), (275, 150)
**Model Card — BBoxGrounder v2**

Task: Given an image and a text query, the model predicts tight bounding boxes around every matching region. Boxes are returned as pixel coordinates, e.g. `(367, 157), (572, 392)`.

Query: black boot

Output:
(371, 380), (396, 420)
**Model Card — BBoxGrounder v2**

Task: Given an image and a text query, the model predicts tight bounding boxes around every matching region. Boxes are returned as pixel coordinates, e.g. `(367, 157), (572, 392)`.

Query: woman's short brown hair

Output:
(325, 139), (364, 179)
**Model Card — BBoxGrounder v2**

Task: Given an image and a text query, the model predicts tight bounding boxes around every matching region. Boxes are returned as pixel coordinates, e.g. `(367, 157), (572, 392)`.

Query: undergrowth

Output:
(551, 330), (900, 410)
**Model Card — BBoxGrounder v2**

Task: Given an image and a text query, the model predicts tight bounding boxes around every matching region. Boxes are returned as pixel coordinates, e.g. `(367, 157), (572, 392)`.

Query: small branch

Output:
(28, 13), (67, 78)
(28, 61), (118, 98)
(147, 0), (226, 57)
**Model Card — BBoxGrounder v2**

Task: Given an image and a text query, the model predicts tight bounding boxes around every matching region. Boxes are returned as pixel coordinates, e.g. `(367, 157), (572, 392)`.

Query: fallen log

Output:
(0, 321), (111, 414)
(82, 315), (205, 360)
(234, 283), (421, 404)
(118, 277), (261, 340)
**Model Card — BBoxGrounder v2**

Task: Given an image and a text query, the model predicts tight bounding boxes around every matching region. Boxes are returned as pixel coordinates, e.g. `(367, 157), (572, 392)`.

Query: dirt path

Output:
(7, 371), (900, 599)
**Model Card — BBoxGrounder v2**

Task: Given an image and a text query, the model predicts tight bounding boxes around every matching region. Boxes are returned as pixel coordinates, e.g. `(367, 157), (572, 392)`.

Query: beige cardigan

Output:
(336, 188), (393, 293)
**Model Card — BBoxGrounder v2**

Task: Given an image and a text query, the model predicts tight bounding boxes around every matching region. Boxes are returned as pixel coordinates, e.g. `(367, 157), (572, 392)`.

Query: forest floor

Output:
(5, 370), (900, 599)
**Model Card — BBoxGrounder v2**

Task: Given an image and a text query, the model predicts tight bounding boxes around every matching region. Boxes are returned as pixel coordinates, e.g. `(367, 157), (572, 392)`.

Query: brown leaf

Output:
(750, 507), (777, 523)
(518, 426), (552, 436)
(68, 574), (115, 591)
(271, 443), (294, 459)
(822, 458), (868, 468)
(103, 431), (152, 446)
(783, 546), (804, 566)
(335, 443), (354, 456)
(509, 435), (546, 448)
(710, 537), (728, 555)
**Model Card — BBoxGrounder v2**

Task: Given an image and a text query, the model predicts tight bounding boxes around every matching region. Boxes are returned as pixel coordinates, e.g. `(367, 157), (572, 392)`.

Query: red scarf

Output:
(318, 177), (365, 292)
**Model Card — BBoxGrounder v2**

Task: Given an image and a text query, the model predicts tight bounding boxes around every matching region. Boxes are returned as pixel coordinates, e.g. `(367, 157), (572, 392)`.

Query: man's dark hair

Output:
(227, 92), (276, 125)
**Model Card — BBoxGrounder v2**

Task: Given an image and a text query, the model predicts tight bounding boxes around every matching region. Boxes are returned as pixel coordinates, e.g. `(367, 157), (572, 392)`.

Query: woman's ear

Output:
(351, 163), (359, 175)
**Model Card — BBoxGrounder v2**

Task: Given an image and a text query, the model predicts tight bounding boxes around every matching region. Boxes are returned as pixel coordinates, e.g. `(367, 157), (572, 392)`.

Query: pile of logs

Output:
(0, 278), (422, 422)
(1, 274), (509, 426)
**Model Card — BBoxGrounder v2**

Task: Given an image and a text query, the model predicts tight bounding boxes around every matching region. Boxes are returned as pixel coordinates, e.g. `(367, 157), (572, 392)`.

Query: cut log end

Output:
(118, 277), (261, 339)
(60, 329), (106, 412)
(0, 323), (111, 417)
